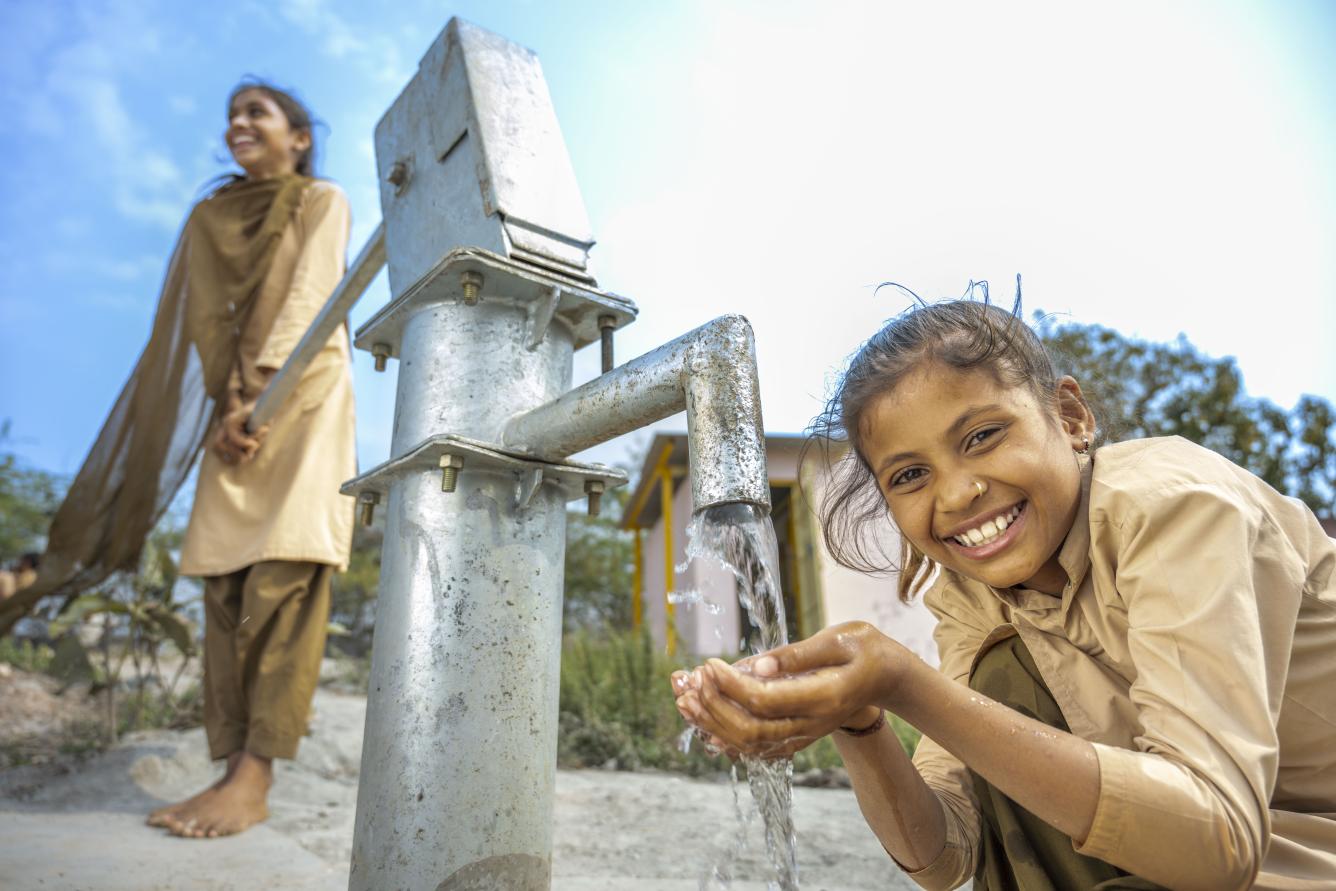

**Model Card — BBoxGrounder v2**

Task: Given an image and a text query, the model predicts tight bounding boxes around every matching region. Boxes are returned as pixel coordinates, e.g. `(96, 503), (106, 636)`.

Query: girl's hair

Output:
(803, 280), (1066, 602)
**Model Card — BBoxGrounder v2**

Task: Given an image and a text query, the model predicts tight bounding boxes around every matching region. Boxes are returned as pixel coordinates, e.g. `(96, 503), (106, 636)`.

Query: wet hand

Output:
(671, 669), (741, 759)
(674, 622), (905, 759)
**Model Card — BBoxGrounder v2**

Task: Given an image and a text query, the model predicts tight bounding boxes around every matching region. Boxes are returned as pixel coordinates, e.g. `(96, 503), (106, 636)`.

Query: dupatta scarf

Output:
(0, 175), (309, 635)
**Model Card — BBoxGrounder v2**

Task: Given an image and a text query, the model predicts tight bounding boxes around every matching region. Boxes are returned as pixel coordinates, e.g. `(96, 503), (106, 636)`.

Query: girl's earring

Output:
(1078, 437), (1091, 455)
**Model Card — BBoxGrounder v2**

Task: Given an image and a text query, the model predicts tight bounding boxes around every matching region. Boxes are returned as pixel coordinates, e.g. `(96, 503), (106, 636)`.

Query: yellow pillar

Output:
(632, 528), (643, 630)
(785, 486), (802, 639)
(659, 444), (677, 655)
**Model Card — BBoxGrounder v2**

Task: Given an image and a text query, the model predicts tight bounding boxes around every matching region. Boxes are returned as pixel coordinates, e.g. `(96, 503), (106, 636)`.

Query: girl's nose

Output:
(938, 472), (983, 513)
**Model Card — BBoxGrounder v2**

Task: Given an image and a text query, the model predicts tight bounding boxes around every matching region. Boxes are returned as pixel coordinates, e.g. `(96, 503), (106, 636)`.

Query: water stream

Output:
(680, 501), (799, 891)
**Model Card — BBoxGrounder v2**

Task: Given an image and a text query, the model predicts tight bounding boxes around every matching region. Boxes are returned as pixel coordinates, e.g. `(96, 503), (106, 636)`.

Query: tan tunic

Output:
(180, 181), (356, 576)
(908, 437), (1336, 891)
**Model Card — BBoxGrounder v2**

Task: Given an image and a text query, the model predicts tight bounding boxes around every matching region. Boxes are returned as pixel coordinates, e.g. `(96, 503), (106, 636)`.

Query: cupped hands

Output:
(670, 621), (910, 760)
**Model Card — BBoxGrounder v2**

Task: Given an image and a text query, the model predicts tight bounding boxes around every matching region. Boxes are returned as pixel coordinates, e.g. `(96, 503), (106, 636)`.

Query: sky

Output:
(1, 0), (1334, 484)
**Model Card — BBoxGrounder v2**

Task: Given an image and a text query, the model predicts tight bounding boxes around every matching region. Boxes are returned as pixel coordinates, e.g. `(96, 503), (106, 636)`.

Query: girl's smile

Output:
(861, 361), (1094, 594)
(941, 499), (1027, 558)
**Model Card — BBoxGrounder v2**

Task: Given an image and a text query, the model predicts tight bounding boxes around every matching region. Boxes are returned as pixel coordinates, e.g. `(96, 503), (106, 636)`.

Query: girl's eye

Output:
(889, 467), (925, 488)
(967, 426), (1002, 448)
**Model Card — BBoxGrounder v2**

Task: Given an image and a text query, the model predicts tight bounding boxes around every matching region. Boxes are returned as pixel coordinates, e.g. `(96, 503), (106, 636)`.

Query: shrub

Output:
(0, 637), (55, 673)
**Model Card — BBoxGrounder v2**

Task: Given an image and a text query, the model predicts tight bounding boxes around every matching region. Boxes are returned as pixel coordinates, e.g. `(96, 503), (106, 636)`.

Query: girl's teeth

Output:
(955, 504), (1023, 548)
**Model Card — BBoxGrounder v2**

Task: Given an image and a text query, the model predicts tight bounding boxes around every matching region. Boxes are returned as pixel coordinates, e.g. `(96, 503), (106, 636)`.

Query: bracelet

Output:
(838, 710), (885, 737)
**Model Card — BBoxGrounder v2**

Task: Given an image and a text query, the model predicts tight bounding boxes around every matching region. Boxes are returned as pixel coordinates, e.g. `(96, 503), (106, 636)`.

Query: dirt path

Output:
(0, 686), (926, 890)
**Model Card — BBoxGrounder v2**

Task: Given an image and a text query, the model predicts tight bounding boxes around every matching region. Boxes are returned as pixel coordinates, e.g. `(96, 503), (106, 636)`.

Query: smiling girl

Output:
(136, 81), (356, 839)
(673, 298), (1336, 889)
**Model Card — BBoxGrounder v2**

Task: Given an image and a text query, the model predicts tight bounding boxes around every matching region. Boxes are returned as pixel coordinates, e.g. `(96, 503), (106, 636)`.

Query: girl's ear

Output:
(292, 129), (312, 154)
(1054, 376), (1097, 450)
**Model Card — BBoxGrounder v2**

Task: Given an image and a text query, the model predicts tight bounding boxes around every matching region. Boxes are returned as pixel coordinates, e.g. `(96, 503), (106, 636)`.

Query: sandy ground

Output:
(0, 678), (928, 891)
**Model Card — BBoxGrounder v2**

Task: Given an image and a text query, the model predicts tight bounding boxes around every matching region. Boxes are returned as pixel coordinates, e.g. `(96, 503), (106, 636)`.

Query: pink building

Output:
(621, 432), (940, 665)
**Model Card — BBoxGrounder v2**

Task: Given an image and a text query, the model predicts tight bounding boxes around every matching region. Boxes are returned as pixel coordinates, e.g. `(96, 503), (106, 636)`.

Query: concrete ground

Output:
(0, 687), (924, 890)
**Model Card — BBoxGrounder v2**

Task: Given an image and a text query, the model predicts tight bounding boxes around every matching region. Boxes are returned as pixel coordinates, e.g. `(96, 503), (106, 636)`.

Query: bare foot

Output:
(162, 751), (272, 839)
(146, 751), (241, 828)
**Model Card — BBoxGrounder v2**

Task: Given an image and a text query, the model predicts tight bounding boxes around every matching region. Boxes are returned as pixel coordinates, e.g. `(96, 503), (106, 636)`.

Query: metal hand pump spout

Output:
(502, 313), (771, 515)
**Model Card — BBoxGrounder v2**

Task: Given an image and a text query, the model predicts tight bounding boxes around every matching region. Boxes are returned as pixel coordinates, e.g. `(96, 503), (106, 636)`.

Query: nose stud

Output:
(974, 480), (986, 498)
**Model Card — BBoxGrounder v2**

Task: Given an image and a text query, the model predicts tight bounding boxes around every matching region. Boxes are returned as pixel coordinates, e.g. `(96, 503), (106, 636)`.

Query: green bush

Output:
(559, 627), (721, 774)
(557, 628), (919, 775)
(0, 637), (55, 673)
(121, 681), (204, 734)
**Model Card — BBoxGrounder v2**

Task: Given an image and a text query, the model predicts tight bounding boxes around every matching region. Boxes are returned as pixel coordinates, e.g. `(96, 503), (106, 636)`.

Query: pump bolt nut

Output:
(439, 453), (465, 493)
(460, 270), (484, 306)
(585, 480), (606, 517)
(598, 314), (617, 374)
(387, 159), (412, 195)
(371, 343), (391, 372)
(358, 492), (381, 527)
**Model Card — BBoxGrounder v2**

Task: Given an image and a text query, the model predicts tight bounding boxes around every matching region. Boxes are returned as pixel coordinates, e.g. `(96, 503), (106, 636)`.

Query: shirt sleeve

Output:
(902, 578), (997, 890)
(1076, 481), (1304, 890)
(255, 183), (351, 373)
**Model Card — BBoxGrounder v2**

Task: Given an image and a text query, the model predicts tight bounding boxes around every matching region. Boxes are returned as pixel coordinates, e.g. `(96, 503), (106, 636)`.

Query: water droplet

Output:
(678, 727), (695, 754)
(667, 588), (703, 606)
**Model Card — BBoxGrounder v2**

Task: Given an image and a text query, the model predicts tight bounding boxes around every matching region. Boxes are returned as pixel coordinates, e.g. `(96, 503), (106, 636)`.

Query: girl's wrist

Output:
(871, 631), (916, 713)
(840, 705), (885, 735)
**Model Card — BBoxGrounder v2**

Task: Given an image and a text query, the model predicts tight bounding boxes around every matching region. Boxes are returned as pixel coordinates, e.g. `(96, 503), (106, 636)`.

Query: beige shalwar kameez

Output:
(180, 179), (356, 576)
(907, 437), (1336, 891)
(180, 180), (356, 761)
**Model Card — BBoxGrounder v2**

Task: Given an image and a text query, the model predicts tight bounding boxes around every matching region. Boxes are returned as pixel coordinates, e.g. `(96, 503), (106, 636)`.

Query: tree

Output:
(328, 521), (382, 655)
(563, 486), (635, 633)
(1036, 315), (1336, 515)
(51, 523), (198, 743)
(0, 421), (64, 561)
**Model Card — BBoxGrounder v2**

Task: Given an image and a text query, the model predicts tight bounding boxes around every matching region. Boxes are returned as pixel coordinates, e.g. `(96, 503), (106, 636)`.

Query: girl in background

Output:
(142, 81), (356, 839)
(674, 299), (1335, 889)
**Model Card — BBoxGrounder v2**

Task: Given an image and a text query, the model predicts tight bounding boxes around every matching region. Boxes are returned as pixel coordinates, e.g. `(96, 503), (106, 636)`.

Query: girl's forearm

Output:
(832, 723), (947, 871)
(887, 661), (1100, 843)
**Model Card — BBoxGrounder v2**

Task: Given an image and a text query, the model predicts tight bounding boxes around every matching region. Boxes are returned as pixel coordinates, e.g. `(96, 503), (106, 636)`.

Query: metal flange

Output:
(339, 433), (628, 511)
(352, 247), (637, 360)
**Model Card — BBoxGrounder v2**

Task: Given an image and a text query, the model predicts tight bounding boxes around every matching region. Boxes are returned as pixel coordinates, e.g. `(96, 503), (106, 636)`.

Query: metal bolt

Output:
(371, 343), (391, 372)
(598, 314), (616, 374)
(439, 453), (465, 493)
(359, 492), (380, 527)
(387, 159), (411, 195)
(460, 270), (484, 306)
(585, 480), (605, 517)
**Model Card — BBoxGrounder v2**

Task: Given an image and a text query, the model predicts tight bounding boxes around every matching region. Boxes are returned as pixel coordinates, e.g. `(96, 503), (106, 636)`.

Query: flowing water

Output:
(679, 501), (799, 891)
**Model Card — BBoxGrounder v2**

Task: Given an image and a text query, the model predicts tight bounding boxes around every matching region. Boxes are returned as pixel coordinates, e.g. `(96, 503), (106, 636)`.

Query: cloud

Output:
(80, 291), (152, 314)
(42, 250), (163, 284)
(5, 5), (194, 231)
(46, 61), (189, 227)
(276, 0), (407, 84)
